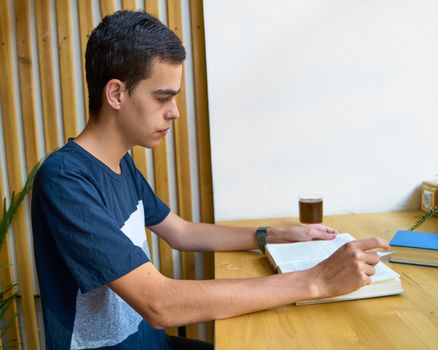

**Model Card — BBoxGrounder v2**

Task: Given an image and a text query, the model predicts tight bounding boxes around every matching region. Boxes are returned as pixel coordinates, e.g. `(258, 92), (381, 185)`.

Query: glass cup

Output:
(299, 195), (323, 224)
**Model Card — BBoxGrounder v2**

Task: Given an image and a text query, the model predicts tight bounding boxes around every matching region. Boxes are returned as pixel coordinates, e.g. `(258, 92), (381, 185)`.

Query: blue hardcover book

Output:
(389, 230), (438, 267)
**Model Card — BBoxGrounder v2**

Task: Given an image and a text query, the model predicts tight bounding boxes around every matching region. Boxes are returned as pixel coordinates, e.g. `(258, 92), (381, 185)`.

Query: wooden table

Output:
(215, 211), (438, 350)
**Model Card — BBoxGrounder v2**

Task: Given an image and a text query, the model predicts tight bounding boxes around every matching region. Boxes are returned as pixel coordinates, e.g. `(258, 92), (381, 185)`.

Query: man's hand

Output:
(307, 237), (390, 299)
(269, 224), (338, 243)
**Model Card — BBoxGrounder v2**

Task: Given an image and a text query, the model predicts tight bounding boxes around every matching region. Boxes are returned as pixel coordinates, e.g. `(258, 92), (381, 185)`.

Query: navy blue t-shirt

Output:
(32, 140), (171, 349)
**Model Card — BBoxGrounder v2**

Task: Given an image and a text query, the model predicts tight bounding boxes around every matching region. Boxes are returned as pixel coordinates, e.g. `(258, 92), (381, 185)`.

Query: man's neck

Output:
(74, 116), (131, 174)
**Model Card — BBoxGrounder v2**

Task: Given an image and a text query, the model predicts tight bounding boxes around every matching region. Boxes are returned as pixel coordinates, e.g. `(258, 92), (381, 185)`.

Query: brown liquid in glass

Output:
(299, 199), (323, 223)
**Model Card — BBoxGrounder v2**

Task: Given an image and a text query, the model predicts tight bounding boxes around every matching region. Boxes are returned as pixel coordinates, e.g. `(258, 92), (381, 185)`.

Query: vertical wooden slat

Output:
(34, 0), (59, 153)
(189, 0), (215, 342)
(16, 0), (40, 172)
(131, 149), (148, 194)
(0, 167), (21, 348)
(145, 230), (154, 265)
(77, 0), (94, 123)
(15, 0), (42, 344)
(0, 2), (40, 349)
(100, 0), (116, 17)
(167, 0), (198, 340)
(189, 0), (214, 273)
(144, 0), (159, 17)
(167, 0), (193, 226)
(122, 0), (137, 10)
(189, 0), (214, 227)
(55, 1), (78, 141)
(14, 0), (46, 342)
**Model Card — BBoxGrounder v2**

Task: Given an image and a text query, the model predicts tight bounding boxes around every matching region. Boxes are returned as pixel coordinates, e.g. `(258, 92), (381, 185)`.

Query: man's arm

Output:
(150, 212), (338, 252)
(108, 237), (388, 329)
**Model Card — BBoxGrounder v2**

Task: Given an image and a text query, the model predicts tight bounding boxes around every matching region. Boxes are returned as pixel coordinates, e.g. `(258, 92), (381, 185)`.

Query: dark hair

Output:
(85, 10), (186, 116)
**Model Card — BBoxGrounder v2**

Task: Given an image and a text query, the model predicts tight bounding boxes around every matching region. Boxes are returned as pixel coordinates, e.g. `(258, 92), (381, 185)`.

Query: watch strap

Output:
(256, 227), (269, 252)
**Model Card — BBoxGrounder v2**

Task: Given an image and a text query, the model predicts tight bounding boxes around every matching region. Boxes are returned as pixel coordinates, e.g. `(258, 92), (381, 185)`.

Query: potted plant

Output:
(0, 161), (40, 346)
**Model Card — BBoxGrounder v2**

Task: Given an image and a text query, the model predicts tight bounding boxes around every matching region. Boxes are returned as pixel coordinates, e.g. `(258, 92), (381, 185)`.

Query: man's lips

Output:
(158, 128), (169, 136)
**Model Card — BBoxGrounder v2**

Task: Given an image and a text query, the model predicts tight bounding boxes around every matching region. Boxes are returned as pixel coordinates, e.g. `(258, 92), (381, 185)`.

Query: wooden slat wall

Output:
(0, 163), (21, 348)
(34, 0), (60, 153)
(55, 1), (78, 141)
(77, 1), (93, 123)
(16, 0), (40, 173)
(189, 0), (215, 341)
(100, 0), (116, 17)
(0, 2), (40, 349)
(15, 1), (41, 346)
(0, 0), (214, 346)
(189, 0), (214, 235)
(122, 0), (137, 10)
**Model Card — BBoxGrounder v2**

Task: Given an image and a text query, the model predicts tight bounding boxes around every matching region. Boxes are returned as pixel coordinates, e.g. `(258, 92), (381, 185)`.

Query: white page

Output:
(267, 233), (355, 265)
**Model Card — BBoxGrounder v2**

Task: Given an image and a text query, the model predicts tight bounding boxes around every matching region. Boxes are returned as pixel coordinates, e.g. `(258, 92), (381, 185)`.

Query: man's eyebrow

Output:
(153, 88), (181, 95)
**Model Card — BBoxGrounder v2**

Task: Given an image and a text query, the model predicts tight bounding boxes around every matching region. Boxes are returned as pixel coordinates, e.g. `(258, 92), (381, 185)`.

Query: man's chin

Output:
(139, 138), (162, 149)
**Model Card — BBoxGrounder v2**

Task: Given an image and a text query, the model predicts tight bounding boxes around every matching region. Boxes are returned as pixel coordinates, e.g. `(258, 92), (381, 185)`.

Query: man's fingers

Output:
(309, 225), (338, 240)
(361, 274), (372, 286)
(311, 230), (336, 240)
(363, 251), (380, 266)
(353, 237), (389, 252)
(362, 263), (376, 277)
(316, 225), (338, 234)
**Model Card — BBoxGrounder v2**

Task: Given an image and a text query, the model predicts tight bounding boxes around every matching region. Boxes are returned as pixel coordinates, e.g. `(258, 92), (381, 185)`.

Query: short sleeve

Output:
(37, 167), (149, 293)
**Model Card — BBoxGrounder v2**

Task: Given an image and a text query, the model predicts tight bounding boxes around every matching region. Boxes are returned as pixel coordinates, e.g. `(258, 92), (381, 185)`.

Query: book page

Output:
(267, 233), (355, 265)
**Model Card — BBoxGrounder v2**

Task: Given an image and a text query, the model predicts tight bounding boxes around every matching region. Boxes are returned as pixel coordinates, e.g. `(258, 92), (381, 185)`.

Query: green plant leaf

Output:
(0, 160), (41, 249)
(0, 159), (42, 348)
(409, 204), (438, 231)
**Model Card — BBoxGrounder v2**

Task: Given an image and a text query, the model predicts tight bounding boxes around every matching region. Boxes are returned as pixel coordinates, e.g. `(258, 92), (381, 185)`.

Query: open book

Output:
(265, 233), (404, 305)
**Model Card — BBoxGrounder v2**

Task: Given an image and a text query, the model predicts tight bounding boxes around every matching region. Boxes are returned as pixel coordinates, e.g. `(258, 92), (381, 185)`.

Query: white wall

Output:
(204, 0), (438, 222)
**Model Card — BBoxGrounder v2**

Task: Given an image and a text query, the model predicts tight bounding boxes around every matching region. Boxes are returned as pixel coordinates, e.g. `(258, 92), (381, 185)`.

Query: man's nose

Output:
(165, 99), (180, 120)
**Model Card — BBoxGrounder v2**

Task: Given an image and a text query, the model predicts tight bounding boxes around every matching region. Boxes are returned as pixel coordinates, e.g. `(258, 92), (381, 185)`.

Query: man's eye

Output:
(157, 96), (170, 103)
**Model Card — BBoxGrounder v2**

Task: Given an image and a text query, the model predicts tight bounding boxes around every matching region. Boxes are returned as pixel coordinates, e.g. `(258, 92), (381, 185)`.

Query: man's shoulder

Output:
(36, 143), (92, 187)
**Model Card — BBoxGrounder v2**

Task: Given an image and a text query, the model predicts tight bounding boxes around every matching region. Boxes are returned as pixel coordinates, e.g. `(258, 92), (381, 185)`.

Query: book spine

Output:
(389, 260), (438, 268)
(264, 248), (279, 273)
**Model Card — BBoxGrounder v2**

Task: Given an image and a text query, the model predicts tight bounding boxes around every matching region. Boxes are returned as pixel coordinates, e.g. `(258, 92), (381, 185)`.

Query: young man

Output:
(31, 10), (389, 350)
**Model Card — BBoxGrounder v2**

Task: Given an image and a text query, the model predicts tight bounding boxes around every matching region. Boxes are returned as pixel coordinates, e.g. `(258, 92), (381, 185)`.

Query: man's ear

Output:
(103, 79), (126, 110)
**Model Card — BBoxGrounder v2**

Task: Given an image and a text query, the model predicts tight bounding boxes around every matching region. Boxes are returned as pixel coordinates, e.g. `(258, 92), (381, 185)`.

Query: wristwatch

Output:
(256, 227), (269, 252)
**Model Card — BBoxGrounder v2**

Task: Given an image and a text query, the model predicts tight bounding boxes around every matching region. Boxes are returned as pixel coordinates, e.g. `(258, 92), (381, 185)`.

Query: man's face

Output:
(118, 60), (183, 148)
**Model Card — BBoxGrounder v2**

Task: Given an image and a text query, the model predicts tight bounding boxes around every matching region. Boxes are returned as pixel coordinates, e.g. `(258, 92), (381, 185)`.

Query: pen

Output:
(377, 251), (392, 257)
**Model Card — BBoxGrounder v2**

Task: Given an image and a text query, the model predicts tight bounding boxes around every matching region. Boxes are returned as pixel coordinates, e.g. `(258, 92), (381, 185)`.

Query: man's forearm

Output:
(124, 267), (316, 329)
(151, 213), (268, 251)
(175, 221), (300, 252)
(154, 271), (315, 328)
(181, 222), (260, 251)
